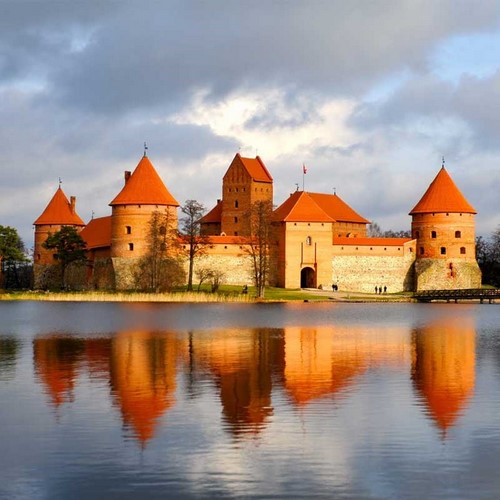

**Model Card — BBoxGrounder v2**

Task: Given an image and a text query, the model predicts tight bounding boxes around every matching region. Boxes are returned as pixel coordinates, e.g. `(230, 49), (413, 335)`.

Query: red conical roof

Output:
(33, 187), (85, 226)
(110, 156), (179, 206)
(409, 167), (476, 215)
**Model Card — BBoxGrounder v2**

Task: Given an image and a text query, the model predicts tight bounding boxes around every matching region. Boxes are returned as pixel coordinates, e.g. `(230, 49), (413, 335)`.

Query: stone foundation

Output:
(415, 259), (482, 291)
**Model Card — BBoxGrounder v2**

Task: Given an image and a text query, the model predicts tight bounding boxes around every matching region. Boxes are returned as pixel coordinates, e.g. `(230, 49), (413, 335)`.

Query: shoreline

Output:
(0, 289), (416, 303)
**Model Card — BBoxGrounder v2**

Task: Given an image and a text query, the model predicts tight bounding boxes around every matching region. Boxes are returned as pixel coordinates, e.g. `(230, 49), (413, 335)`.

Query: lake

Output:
(1, 301), (499, 499)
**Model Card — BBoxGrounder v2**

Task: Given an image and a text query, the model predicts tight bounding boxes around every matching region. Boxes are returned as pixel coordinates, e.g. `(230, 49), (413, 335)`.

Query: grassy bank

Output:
(0, 285), (316, 303)
(0, 286), (412, 303)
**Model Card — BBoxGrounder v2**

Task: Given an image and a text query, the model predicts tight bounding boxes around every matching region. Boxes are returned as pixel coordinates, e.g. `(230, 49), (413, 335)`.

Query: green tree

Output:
(42, 226), (87, 289)
(0, 225), (28, 289)
(135, 211), (185, 292)
(180, 200), (208, 291)
(245, 200), (273, 299)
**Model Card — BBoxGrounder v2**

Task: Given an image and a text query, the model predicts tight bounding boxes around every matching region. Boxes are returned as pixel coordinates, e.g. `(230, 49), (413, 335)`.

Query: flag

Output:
(303, 164), (307, 174)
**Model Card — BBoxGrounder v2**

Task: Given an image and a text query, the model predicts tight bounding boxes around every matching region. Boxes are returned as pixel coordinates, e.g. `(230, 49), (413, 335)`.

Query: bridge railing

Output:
(414, 288), (500, 300)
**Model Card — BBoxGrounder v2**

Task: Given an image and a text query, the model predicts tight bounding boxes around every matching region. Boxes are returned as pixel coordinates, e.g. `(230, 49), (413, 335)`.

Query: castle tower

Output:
(109, 154), (179, 288)
(409, 165), (481, 291)
(33, 187), (86, 287)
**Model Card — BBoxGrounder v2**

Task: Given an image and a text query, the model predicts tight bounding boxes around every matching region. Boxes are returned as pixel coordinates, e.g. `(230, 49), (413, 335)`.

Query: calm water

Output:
(1, 301), (500, 499)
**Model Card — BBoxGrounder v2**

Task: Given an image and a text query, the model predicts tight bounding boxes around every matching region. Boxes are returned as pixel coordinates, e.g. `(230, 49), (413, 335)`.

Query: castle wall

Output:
(331, 246), (416, 293)
(414, 259), (481, 291)
(332, 221), (367, 238)
(188, 253), (255, 287)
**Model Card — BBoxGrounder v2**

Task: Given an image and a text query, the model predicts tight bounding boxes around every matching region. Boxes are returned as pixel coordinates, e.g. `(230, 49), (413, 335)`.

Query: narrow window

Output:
(306, 236), (312, 246)
(431, 231), (437, 239)
(440, 247), (446, 255)
(420, 247), (424, 255)
(128, 243), (134, 251)
(415, 230), (420, 238)
(126, 226), (131, 234)
(460, 247), (466, 255)
(234, 200), (239, 208)
(234, 231), (238, 236)
(455, 231), (462, 238)
(234, 216), (238, 223)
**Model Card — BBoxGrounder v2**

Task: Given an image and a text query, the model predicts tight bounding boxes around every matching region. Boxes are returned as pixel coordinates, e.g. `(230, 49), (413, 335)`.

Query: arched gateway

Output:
(300, 267), (315, 288)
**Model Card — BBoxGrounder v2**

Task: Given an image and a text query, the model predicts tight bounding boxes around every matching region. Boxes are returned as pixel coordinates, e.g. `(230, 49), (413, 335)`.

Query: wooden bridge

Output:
(414, 288), (500, 303)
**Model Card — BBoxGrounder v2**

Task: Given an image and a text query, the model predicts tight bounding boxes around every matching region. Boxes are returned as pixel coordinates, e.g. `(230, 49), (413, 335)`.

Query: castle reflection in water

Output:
(31, 316), (475, 446)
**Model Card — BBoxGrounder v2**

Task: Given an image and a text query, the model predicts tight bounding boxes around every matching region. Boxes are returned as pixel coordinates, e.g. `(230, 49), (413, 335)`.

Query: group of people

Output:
(375, 286), (387, 294)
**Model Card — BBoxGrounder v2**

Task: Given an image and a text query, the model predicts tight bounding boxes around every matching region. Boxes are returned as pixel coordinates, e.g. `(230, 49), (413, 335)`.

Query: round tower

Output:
(409, 165), (481, 291)
(33, 187), (85, 286)
(109, 155), (179, 287)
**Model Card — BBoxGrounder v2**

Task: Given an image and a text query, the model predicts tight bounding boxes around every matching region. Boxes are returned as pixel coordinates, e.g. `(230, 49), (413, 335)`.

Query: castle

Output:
(33, 152), (482, 292)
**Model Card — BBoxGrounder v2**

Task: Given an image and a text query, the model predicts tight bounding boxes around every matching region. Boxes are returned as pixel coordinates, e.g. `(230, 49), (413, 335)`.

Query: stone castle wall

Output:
(331, 252), (416, 293)
(414, 258), (482, 291)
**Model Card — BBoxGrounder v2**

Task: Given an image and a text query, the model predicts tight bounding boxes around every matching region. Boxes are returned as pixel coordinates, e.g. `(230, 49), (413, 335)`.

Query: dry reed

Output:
(0, 291), (254, 303)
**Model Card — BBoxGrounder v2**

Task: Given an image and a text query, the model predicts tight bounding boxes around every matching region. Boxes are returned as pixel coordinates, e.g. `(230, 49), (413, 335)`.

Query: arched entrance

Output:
(300, 267), (315, 288)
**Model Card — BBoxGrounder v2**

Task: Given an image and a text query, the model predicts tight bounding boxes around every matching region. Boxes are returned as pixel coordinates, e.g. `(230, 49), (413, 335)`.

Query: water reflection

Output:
(33, 336), (85, 406)
(412, 316), (476, 434)
(0, 338), (19, 381)
(31, 315), (477, 445)
(109, 331), (179, 444)
(189, 328), (283, 437)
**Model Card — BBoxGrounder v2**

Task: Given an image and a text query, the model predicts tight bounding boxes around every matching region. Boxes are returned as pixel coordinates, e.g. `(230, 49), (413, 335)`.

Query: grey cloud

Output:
(350, 71), (500, 152)
(3, 1), (494, 114)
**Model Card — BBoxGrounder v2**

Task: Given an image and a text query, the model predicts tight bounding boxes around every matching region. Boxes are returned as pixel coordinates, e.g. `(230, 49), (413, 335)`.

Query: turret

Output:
(33, 186), (85, 266)
(109, 155), (179, 260)
(409, 165), (481, 290)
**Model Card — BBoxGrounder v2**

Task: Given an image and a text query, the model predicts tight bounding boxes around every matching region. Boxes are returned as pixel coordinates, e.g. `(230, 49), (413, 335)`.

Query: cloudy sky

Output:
(1, 0), (499, 246)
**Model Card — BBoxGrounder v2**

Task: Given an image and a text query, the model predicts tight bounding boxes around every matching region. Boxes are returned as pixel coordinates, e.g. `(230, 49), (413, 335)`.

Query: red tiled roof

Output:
(80, 216), (112, 249)
(240, 155), (273, 183)
(334, 237), (412, 246)
(273, 191), (335, 222)
(205, 235), (251, 245)
(309, 193), (370, 224)
(33, 187), (85, 226)
(273, 191), (369, 224)
(199, 201), (223, 224)
(226, 153), (273, 183)
(409, 167), (476, 215)
(110, 156), (179, 206)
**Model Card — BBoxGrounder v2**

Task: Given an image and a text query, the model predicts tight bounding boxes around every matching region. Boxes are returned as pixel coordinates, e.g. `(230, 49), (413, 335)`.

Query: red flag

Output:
(303, 164), (307, 174)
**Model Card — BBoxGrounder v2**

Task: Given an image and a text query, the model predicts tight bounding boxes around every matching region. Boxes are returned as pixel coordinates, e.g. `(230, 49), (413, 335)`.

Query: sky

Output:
(1, 0), (499, 247)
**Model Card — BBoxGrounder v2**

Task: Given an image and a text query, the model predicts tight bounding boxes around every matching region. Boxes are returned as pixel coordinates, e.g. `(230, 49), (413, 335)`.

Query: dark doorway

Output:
(300, 267), (315, 288)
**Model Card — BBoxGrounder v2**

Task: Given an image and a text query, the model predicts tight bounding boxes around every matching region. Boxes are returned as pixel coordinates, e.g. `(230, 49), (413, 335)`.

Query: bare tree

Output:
(476, 226), (500, 287)
(135, 211), (185, 292)
(245, 200), (273, 299)
(180, 200), (208, 291)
